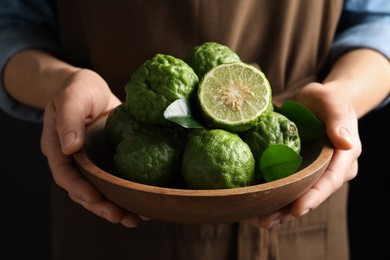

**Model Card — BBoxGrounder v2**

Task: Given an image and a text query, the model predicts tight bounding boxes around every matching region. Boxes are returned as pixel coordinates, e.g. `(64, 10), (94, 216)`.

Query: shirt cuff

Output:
(330, 21), (390, 62)
(0, 28), (63, 123)
(329, 21), (390, 110)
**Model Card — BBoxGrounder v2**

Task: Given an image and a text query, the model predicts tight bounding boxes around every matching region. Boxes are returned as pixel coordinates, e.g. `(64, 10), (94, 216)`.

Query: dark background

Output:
(1, 103), (389, 259)
(0, 109), (51, 259)
(347, 102), (390, 260)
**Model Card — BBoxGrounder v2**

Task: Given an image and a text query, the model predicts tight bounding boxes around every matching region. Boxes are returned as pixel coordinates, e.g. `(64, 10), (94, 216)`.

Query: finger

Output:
(290, 149), (358, 217)
(250, 205), (296, 229)
(45, 130), (140, 229)
(322, 104), (356, 151)
(41, 101), (103, 206)
(55, 87), (92, 155)
(120, 215), (142, 228)
(69, 193), (141, 228)
(43, 118), (140, 228)
(44, 141), (103, 204)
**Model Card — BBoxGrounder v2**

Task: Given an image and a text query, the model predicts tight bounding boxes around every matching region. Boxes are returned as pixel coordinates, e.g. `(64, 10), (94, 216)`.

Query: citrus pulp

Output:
(197, 62), (272, 132)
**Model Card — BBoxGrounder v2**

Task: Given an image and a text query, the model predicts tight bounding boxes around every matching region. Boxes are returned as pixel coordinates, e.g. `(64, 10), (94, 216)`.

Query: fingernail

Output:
(122, 217), (139, 228)
(62, 131), (76, 151)
(139, 215), (150, 221)
(268, 219), (281, 228)
(339, 127), (352, 145)
(100, 210), (108, 219)
(300, 208), (311, 217)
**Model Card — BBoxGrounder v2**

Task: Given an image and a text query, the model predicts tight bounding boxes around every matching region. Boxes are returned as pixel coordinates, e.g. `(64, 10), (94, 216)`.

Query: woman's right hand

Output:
(40, 68), (144, 228)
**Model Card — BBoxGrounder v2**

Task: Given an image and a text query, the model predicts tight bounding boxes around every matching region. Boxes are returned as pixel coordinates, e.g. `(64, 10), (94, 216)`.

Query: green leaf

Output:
(259, 145), (302, 182)
(277, 101), (325, 142)
(163, 98), (205, 128)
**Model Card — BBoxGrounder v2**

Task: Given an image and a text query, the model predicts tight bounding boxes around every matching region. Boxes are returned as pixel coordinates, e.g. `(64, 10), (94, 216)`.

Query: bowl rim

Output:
(73, 137), (333, 197)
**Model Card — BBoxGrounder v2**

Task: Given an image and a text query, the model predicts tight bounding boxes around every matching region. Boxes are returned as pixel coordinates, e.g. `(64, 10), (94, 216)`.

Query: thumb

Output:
(296, 84), (356, 151)
(54, 69), (121, 155)
(328, 125), (353, 150)
(40, 97), (86, 158)
(323, 108), (356, 151)
(56, 96), (88, 155)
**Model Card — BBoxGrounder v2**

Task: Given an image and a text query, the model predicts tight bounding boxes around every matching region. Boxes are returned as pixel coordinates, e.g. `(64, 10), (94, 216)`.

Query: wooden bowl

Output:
(73, 112), (333, 225)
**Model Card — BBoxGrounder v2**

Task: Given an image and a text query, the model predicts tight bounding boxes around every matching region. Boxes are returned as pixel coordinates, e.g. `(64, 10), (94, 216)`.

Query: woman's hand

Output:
(40, 68), (145, 228)
(250, 82), (361, 228)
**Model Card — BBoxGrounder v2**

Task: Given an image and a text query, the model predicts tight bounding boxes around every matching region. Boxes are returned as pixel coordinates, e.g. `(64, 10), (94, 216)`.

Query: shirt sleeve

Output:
(329, 0), (390, 108)
(0, 0), (63, 123)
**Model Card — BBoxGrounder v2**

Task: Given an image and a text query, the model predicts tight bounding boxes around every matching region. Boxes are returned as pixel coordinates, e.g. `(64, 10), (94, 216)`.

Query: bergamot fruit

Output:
(125, 54), (199, 126)
(104, 102), (142, 150)
(240, 110), (301, 181)
(114, 127), (185, 187)
(181, 129), (255, 189)
(184, 41), (241, 79)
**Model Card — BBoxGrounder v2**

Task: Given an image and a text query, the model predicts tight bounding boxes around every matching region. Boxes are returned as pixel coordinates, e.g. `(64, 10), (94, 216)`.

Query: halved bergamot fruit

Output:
(197, 62), (272, 132)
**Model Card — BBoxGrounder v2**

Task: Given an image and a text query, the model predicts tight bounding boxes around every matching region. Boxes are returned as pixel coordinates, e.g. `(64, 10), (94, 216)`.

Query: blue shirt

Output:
(1, 0), (389, 122)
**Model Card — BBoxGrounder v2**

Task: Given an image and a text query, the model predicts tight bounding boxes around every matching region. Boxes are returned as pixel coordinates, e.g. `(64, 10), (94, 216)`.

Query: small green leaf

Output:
(259, 145), (302, 182)
(163, 98), (205, 128)
(278, 101), (325, 142)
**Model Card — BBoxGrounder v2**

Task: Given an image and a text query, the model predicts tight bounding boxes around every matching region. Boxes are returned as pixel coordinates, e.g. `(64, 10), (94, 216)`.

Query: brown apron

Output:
(52, 1), (349, 259)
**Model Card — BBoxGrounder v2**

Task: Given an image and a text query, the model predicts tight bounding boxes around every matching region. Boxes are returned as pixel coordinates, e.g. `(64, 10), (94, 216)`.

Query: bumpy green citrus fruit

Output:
(184, 41), (241, 79)
(197, 62), (272, 132)
(114, 127), (185, 187)
(181, 129), (255, 189)
(240, 110), (301, 180)
(125, 54), (199, 126)
(104, 102), (142, 150)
